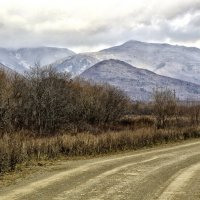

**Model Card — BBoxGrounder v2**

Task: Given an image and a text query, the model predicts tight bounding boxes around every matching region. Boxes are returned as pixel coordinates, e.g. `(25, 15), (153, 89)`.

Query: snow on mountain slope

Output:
(56, 54), (99, 75)
(99, 41), (200, 84)
(57, 40), (200, 84)
(0, 48), (26, 74)
(0, 47), (75, 74)
(81, 59), (200, 101)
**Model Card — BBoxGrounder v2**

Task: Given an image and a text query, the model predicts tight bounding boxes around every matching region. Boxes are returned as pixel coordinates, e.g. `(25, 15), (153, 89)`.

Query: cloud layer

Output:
(0, 0), (200, 52)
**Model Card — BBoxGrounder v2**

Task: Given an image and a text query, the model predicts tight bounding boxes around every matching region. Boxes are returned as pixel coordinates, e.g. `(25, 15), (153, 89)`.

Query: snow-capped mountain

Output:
(56, 54), (99, 74)
(57, 40), (200, 84)
(81, 59), (200, 101)
(0, 47), (75, 74)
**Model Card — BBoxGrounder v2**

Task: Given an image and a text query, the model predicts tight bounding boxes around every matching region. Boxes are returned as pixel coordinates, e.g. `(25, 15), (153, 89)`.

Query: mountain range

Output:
(0, 40), (200, 101)
(56, 40), (200, 85)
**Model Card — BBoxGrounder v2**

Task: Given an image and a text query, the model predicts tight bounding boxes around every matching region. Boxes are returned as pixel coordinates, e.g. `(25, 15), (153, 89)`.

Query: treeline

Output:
(131, 89), (200, 129)
(0, 67), (130, 134)
(1, 66), (200, 135)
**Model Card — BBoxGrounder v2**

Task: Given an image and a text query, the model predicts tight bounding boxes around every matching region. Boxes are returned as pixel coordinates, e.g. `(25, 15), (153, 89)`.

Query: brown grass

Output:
(1, 127), (200, 175)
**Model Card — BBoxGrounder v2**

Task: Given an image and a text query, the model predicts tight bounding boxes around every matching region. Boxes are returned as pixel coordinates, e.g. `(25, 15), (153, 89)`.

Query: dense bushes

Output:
(1, 68), (200, 175)
(0, 67), (130, 134)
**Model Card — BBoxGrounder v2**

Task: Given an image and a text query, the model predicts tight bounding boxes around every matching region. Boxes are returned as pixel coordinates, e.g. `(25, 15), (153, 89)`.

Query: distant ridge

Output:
(56, 40), (200, 84)
(0, 47), (75, 74)
(81, 59), (200, 101)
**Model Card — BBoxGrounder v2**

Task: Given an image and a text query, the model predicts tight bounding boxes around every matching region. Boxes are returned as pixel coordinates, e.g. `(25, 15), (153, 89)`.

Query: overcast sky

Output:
(0, 0), (200, 52)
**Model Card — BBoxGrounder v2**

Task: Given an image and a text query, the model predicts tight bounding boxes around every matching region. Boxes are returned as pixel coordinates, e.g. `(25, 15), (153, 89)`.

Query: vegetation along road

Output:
(0, 140), (200, 200)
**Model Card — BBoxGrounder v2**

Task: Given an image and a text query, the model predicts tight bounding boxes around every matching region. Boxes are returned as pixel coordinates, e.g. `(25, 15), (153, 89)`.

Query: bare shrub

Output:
(189, 104), (200, 126)
(153, 89), (177, 129)
(0, 67), (130, 134)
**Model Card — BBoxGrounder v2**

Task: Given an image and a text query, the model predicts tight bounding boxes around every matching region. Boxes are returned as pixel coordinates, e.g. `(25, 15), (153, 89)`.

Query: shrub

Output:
(0, 67), (130, 134)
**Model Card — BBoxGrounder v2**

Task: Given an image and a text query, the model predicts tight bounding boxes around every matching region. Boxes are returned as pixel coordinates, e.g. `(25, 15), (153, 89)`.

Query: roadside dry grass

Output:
(1, 126), (200, 178)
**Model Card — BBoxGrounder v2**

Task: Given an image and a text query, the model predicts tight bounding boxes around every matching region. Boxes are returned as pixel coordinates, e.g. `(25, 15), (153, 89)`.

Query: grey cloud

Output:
(0, 0), (200, 51)
(156, 0), (200, 20)
(0, 22), (5, 28)
(190, 14), (200, 26)
(118, 0), (200, 27)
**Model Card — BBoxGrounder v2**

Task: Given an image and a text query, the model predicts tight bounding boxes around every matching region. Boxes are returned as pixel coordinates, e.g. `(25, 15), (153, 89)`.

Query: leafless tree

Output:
(153, 88), (177, 129)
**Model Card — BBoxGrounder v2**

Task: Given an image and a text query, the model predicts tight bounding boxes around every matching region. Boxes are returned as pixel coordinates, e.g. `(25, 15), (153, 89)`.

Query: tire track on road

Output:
(157, 162), (200, 200)
(85, 153), (200, 200)
(54, 156), (159, 200)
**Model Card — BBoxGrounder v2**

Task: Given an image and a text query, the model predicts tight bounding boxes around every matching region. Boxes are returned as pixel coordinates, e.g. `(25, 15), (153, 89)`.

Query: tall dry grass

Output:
(1, 127), (200, 174)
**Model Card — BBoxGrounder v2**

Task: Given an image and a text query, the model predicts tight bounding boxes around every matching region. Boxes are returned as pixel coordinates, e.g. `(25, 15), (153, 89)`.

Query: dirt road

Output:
(0, 140), (200, 200)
